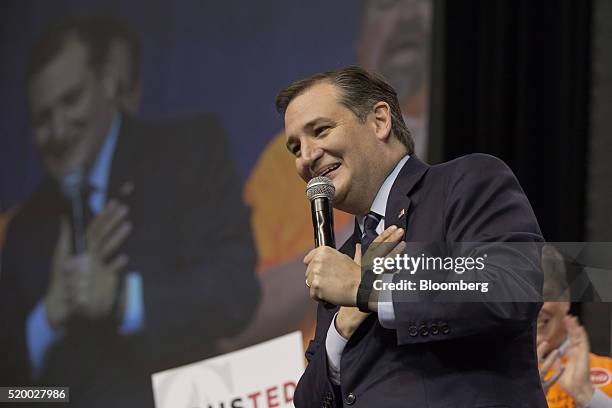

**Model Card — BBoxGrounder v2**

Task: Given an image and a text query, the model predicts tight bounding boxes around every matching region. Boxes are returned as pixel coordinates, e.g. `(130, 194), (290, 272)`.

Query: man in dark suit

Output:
(0, 17), (259, 406)
(276, 66), (547, 407)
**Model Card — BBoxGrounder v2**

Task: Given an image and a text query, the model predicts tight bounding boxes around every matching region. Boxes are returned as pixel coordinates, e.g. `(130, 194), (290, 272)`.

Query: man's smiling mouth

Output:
(315, 163), (341, 178)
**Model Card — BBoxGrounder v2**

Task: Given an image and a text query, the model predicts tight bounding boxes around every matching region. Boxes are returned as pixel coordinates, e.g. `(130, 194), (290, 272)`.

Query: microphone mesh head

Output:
(306, 176), (335, 202)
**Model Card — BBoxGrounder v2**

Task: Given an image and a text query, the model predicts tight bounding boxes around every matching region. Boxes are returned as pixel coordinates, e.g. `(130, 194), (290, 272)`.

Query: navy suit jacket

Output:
(294, 154), (548, 408)
(0, 114), (260, 407)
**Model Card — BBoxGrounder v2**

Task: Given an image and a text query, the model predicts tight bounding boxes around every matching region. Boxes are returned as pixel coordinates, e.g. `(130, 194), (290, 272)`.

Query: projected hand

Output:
(68, 201), (131, 318)
(45, 219), (74, 329)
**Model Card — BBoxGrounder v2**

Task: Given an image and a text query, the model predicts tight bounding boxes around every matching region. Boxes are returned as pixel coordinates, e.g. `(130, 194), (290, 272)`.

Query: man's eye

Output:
(33, 111), (50, 128)
(314, 126), (330, 136)
(375, 0), (399, 10)
(63, 88), (83, 106)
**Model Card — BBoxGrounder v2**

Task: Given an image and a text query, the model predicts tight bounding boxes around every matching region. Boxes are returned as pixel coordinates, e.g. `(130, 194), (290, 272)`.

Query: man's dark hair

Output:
(275, 66), (414, 154)
(27, 15), (140, 83)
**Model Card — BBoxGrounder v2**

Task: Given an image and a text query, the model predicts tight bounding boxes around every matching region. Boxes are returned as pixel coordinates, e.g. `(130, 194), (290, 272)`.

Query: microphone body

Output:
(306, 176), (336, 249)
(60, 169), (87, 254)
(306, 177), (337, 308)
(311, 197), (335, 248)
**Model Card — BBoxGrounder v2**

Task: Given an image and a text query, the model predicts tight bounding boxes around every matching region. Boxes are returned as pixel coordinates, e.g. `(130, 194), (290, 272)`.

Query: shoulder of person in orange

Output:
(546, 353), (612, 408)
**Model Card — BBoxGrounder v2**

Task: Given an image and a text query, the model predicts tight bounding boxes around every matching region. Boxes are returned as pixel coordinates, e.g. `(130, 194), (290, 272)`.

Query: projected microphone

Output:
(306, 176), (336, 248)
(60, 168), (87, 254)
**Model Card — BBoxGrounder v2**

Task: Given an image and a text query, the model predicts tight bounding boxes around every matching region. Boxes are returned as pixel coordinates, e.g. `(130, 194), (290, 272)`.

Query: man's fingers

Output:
(88, 200), (119, 240)
(67, 272), (90, 307)
(372, 225), (399, 244)
(109, 254), (129, 274)
(370, 227), (404, 248)
(385, 241), (407, 260)
(90, 205), (130, 251)
(542, 366), (564, 389)
(308, 277), (323, 303)
(371, 225), (405, 245)
(366, 228), (405, 261)
(540, 349), (560, 375)
(303, 247), (321, 265)
(354, 243), (362, 266)
(62, 254), (90, 277)
(537, 341), (550, 361)
(565, 315), (587, 344)
(87, 200), (128, 245)
(98, 204), (129, 241)
(56, 218), (72, 258)
(64, 257), (91, 299)
(98, 222), (132, 260)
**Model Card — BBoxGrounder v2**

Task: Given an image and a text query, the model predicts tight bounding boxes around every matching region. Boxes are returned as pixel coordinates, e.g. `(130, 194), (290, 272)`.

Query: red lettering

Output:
(283, 381), (296, 403)
(266, 386), (279, 408)
(246, 391), (261, 408)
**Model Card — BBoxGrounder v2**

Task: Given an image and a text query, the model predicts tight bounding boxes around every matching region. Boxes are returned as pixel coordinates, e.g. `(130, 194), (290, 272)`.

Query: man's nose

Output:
(301, 142), (324, 176)
(398, 0), (427, 21)
(49, 110), (68, 141)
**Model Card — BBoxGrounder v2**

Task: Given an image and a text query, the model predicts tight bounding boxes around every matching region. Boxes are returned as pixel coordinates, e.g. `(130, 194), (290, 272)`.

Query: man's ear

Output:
(101, 67), (118, 101)
(372, 101), (392, 142)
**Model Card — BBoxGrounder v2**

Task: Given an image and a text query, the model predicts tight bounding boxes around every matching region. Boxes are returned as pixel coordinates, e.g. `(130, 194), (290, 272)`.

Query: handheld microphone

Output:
(59, 168), (87, 254)
(306, 176), (336, 248)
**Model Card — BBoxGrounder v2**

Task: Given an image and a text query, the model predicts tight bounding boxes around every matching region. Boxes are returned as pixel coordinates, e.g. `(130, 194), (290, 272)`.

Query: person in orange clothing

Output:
(538, 245), (612, 408)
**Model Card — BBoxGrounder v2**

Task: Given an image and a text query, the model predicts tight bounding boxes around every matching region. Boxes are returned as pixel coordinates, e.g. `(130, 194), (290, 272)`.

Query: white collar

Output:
(357, 154), (410, 233)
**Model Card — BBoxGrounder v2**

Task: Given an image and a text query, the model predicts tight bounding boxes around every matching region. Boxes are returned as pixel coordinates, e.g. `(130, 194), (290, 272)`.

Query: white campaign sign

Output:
(152, 331), (304, 408)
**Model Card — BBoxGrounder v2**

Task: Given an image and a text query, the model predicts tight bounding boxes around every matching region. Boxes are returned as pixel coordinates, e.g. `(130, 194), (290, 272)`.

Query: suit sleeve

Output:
(392, 154), (543, 345)
(0, 219), (34, 385)
(141, 116), (260, 364)
(293, 303), (340, 408)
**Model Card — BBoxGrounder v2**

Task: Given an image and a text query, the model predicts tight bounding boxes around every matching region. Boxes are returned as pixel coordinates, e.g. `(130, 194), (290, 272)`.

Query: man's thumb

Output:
(57, 218), (72, 255)
(354, 243), (362, 265)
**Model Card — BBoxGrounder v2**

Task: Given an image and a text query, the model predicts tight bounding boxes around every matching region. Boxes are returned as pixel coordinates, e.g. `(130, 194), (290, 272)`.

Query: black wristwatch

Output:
(356, 270), (376, 313)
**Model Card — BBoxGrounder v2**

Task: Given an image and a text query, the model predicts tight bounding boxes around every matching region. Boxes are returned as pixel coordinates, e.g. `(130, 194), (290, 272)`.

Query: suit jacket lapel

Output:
(107, 115), (139, 205)
(385, 156), (429, 240)
(339, 219), (362, 257)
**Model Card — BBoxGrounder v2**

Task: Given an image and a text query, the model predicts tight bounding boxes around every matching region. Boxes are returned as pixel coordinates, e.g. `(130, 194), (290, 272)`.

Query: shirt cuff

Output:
(118, 272), (145, 335)
(26, 301), (64, 379)
(325, 312), (348, 386)
(587, 389), (612, 408)
(378, 273), (396, 329)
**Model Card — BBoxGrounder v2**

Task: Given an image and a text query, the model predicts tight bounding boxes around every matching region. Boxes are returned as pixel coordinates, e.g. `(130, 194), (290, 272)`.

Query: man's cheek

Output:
(295, 161), (308, 182)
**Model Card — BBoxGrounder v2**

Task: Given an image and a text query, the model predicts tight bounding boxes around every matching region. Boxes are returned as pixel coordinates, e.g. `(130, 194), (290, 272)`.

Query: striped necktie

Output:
(361, 211), (382, 252)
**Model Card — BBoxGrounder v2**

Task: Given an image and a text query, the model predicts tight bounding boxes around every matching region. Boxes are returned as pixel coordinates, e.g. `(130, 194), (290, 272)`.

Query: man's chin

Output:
(331, 189), (353, 213)
(45, 161), (66, 180)
(47, 160), (85, 180)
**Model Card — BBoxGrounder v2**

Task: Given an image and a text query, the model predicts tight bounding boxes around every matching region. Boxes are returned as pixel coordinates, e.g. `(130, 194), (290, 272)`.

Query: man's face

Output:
(284, 82), (383, 215)
(358, 0), (432, 102)
(537, 301), (570, 349)
(29, 37), (115, 178)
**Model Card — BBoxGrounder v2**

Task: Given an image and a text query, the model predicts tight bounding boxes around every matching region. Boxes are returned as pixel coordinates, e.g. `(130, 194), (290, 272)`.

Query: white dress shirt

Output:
(325, 155), (409, 384)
